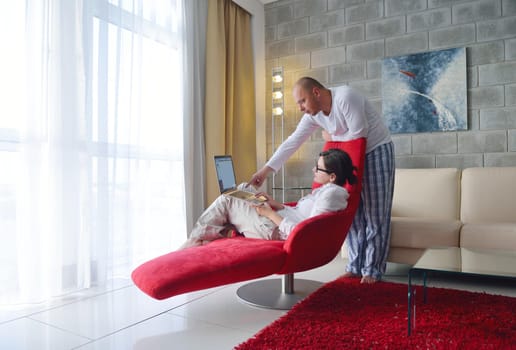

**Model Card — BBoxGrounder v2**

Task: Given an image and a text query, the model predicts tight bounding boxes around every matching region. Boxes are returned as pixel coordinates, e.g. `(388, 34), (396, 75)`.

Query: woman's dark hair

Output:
(319, 148), (357, 187)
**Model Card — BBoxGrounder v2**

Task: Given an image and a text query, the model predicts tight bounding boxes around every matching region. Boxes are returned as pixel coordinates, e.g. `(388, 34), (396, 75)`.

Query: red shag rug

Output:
(236, 277), (516, 349)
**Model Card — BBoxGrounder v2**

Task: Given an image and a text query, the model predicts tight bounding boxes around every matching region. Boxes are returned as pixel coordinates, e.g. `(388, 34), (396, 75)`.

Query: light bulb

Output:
(272, 74), (283, 83)
(272, 91), (283, 99)
(272, 107), (283, 116)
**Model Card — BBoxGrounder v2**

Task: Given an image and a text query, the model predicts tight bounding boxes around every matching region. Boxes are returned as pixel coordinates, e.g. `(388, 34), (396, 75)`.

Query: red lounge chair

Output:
(131, 138), (366, 309)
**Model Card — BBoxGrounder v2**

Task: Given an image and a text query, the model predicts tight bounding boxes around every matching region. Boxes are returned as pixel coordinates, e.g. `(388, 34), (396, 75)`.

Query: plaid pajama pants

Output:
(345, 141), (395, 279)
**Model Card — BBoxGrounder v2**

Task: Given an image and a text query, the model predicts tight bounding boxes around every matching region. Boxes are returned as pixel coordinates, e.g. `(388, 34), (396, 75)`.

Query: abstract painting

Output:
(381, 47), (467, 134)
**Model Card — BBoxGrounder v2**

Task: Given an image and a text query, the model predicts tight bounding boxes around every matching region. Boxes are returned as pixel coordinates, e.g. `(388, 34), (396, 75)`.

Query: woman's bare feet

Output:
(178, 238), (203, 250)
(342, 271), (360, 278)
(360, 275), (378, 284)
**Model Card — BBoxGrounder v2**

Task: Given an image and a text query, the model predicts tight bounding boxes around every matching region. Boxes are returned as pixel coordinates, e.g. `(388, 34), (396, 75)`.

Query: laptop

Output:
(214, 155), (267, 204)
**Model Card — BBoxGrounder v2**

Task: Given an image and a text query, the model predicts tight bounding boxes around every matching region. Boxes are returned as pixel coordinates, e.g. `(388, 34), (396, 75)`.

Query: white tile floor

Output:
(1, 258), (514, 350)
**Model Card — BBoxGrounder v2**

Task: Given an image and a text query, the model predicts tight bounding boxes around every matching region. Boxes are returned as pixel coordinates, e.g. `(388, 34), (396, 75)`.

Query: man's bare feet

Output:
(342, 271), (360, 278)
(360, 275), (378, 284)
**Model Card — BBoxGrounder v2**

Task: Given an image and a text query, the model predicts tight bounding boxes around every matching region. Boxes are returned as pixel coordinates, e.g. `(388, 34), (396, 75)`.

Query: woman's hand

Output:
(255, 192), (284, 211)
(253, 202), (275, 218)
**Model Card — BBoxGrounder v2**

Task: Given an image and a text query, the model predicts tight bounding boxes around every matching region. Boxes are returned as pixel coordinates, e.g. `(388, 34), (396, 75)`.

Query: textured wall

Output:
(264, 0), (516, 201)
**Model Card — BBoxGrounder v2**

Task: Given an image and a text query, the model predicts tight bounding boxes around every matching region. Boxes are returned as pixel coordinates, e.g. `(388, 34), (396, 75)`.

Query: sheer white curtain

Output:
(182, 0), (207, 232)
(0, 0), (191, 305)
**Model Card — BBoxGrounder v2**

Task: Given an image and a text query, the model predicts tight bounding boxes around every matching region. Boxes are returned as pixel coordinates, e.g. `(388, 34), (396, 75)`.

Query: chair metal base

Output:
(236, 276), (323, 310)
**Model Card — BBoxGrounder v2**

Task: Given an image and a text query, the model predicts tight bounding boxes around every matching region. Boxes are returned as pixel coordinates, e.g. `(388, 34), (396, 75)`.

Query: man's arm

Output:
(249, 165), (273, 188)
(266, 115), (319, 171)
(249, 115), (318, 187)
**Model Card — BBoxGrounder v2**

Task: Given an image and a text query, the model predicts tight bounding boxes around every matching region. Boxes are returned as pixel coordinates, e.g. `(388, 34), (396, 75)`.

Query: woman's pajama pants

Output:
(182, 184), (278, 248)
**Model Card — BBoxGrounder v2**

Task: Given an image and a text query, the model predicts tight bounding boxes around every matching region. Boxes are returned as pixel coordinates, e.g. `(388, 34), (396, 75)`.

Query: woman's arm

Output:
(254, 203), (284, 227)
(255, 186), (349, 239)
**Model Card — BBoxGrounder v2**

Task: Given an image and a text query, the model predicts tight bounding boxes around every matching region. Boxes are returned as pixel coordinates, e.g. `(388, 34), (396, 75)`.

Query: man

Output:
(249, 77), (395, 283)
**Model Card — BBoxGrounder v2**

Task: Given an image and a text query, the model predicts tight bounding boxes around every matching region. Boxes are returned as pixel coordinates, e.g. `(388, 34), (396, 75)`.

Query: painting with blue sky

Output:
(382, 47), (467, 134)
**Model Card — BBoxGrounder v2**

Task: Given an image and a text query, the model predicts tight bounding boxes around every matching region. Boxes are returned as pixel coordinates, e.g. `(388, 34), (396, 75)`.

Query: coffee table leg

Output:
(413, 288), (416, 330)
(408, 271), (413, 335)
(407, 274), (411, 335)
(423, 271), (427, 303)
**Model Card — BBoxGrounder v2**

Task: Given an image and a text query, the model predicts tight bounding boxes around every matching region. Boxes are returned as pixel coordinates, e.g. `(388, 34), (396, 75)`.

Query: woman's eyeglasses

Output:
(315, 163), (332, 174)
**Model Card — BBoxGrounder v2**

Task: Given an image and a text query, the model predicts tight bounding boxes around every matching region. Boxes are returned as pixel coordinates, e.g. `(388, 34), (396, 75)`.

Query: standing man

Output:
(249, 77), (395, 283)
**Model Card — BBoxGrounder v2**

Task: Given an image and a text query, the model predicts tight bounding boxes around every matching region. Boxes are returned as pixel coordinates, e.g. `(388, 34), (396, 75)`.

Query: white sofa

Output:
(388, 167), (516, 265)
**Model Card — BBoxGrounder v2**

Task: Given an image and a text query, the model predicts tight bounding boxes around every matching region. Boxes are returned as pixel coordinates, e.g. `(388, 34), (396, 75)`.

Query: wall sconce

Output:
(271, 66), (284, 201)
(272, 107), (283, 116)
(272, 90), (283, 99)
(272, 72), (283, 83)
(271, 67), (284, 119)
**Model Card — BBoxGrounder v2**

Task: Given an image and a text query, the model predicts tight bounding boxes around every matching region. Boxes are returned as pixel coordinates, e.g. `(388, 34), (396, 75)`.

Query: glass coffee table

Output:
(407, 247), (516, 335)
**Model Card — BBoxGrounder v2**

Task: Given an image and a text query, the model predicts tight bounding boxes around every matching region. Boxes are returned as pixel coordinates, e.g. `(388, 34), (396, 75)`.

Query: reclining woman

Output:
(180, 148), (357, 249)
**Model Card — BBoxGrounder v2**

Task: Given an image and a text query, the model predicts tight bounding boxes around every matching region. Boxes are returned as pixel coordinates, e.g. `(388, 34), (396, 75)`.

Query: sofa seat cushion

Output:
(461, 248), (516, 275)
(131, 237), (286, 300)
(390, 217), (462, 249)
(460, 223), (516, 250)
(387, 247), (426, 265)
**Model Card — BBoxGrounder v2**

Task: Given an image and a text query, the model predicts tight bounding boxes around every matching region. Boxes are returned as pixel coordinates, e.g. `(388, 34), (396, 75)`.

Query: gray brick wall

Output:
(265, 0), (516, 200)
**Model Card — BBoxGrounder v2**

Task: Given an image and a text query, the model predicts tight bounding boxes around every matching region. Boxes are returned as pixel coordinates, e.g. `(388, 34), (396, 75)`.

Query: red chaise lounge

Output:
(131, 138), (366, 309)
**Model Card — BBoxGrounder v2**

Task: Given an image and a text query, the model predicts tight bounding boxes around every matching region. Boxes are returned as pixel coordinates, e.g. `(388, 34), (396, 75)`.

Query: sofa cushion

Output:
(387, 247), (426, 265)
(391, 168), (460, 220)
(461, 248), (516, 275)
(461, 167), (516, 224)
(460, 223), (516, 250)
(390, 217), (462, 249)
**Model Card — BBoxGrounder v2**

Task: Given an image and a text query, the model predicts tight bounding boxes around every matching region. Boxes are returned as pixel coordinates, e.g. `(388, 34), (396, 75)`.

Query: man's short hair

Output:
(296, 77), (326, 91)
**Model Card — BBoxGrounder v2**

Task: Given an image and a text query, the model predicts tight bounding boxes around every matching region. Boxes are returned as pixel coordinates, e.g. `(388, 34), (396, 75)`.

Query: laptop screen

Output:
(214, 155), (237, 193)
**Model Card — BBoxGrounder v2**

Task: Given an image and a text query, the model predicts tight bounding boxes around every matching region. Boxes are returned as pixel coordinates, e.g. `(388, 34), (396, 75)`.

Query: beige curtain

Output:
(204, 0), (256, 205)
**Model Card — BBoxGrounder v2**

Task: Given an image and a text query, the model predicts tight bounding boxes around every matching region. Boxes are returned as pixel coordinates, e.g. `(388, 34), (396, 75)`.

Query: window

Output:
(0, 0), (186, 304)
(90, 0), (186, 276)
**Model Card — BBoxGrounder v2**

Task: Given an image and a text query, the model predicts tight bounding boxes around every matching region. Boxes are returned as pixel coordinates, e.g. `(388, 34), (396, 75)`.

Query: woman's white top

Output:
(276, 183), (349, 239)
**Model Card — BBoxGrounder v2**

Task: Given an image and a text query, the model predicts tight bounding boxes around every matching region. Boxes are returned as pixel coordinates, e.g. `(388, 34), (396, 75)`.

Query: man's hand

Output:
(322, 129), (332, 141)
(249, 166), (273, 188)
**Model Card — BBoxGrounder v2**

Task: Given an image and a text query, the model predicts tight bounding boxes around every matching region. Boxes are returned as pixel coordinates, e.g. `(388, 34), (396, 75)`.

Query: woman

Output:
(180, 148), (357, 249)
